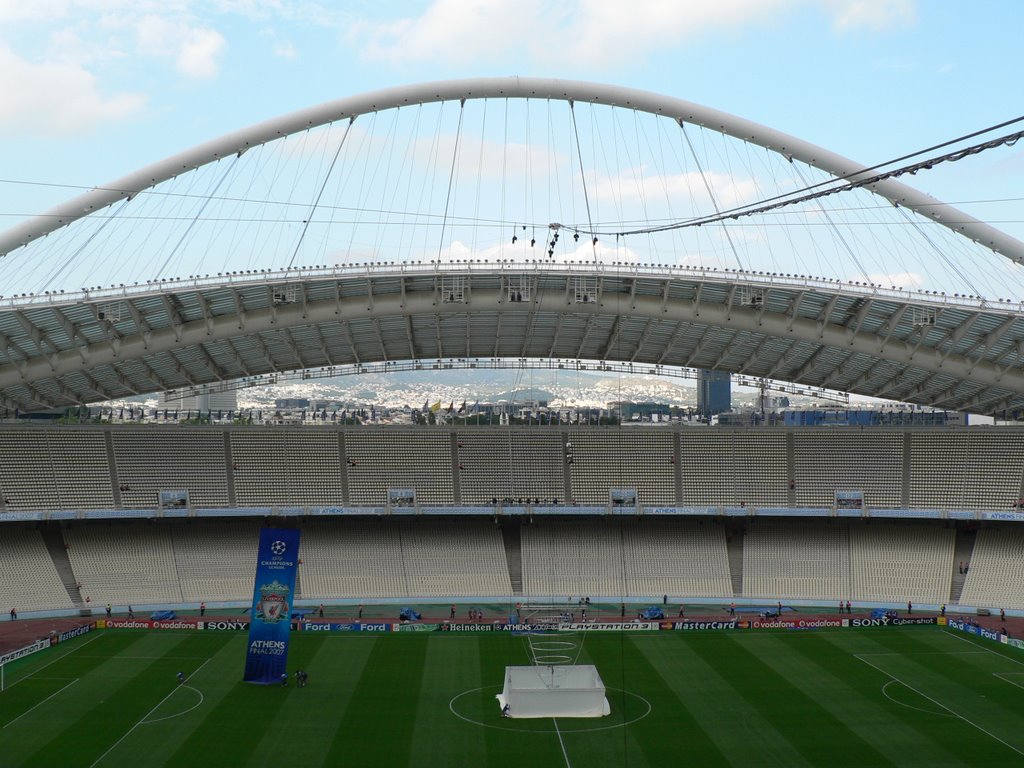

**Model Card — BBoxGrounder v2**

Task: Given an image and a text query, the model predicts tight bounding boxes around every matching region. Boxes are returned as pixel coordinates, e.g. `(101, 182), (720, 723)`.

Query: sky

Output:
(0, 0), (1021, 276)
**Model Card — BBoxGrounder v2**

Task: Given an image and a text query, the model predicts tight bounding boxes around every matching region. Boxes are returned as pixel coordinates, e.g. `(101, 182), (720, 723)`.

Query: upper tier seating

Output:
(232, 430), (343, 506)
(793, 431), (903, 507)
(345, 430), (453, 504)
(112, 429), (229, 508)
(568, 430), (675, 505)
(679, 431), (788, 506)
(456, 430), (564, 503)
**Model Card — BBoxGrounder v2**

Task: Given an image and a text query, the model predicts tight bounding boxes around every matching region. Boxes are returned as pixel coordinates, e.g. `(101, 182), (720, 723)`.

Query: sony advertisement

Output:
(242, 527), (301, 684)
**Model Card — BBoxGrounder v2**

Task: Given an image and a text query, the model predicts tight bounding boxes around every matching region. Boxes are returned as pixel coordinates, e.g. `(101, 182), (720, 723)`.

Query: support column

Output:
(339, 431), (350, 504)
(105, 428), (122, 508)
(224, 431), (237, 508)
(901, 432), (912, 508)
(450, 431), (462, 503)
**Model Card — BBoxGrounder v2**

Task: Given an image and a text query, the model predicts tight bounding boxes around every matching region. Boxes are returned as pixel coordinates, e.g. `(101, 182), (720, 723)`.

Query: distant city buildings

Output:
(697, 370), (731, 416)
(158, 389), (237, 413)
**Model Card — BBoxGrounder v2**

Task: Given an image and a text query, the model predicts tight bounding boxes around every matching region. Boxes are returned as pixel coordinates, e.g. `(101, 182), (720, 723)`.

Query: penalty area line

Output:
(2, 678), (79, 728)
(89, 657), (211, 768)
(2, 631), (104, 692)
(856, 653), (1024, 758)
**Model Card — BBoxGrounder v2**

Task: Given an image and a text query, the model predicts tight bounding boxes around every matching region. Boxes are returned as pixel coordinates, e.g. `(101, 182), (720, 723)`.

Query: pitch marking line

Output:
(943, 629), (1024, 668)
(859, 651), (987, 657)
(141, 685), (205, 725)
(993, 672), (1024, 691)
(73, 655), (212, 661)
(89, 657), (211, 768)
(2, 631), (104, 692)
(553, 717), (571, 768)
(2, 678), (79, 728)
(855, 653), (1024, 758)
(880, 680), (952, 718)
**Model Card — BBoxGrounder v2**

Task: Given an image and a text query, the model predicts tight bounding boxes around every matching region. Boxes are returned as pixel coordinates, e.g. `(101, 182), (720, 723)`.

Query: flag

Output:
(422, 399), (429, 411)
(471, 400), (480, 414)
(430, 401), (441, 412)
(458, 400), (466, 414)
(446, 401), (454, 414)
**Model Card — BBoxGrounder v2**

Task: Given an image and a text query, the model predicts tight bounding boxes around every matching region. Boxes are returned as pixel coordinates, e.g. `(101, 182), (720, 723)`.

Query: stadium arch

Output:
(1, 78), (1024, 415)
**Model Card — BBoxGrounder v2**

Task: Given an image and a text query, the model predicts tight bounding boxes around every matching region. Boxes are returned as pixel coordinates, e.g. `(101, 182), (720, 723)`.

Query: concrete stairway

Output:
(726, 526), (744, 597)
(949, 527), (977, 604)
(41, 527), (85, 609)
(500, 522), (524, 597)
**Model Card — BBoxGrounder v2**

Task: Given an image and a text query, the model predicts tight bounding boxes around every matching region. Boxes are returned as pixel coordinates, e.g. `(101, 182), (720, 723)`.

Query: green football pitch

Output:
(1, 627), (1023, 767)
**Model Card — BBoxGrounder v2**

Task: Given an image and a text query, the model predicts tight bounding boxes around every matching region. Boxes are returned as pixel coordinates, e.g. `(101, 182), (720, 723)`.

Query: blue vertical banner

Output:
(243, 527), (301, 684)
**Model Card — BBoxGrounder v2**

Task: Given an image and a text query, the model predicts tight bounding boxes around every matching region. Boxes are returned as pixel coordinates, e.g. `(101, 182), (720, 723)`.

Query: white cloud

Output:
(273, 40), (296, 59)
(0, 0), (72, 23)
(863, 271), (924, 288)
(351, 0), (918, 67)
(354, 0), (796, 69)
(132, 13), (225, 79)
(825, 0), (916, 32)
(0, 44), (145, 137)
(591, 168), (761, 209)
(176, 26), (226, 78)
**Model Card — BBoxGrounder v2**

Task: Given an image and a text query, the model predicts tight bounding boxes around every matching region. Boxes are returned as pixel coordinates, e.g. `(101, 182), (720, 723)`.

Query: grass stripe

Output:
(408, 635), (489, 767)
(693, 633), (894, 766)
(120, 635), (255, 768)
(631, 633), (812, 767)
(590, 634), (730, 766)
(327, 635), (430, 765)
(16, 634), (219, 767)
(769, 632), (975, 767)
(158, 635), (298, 767)
(246, 635), (377, 768)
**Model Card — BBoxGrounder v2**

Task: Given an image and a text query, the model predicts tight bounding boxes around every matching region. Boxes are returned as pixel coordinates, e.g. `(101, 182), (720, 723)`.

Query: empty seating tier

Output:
(112, 429), (229, 508)
(793, 431), (903, 507)
(64, 523), (181, 605)
(232, 430), (343, 506)
(960, 528), (1024, 609)
(456, 430), (564, 503)
(743, 520), (851, 601)
(568, 430), (675, 504)
(909, 431), (1024, 510)
(345, 430), (453, 504)
(679, 431), (788, 506)
(0, 528), (74, 610)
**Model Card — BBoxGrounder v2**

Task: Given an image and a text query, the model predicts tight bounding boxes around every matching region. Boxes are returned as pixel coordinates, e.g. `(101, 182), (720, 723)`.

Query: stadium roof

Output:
(3, 260), (1024, 416)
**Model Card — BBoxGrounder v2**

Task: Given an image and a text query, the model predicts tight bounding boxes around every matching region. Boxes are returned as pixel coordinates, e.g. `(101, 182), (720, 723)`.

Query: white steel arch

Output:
(1, 76), (1021, 264)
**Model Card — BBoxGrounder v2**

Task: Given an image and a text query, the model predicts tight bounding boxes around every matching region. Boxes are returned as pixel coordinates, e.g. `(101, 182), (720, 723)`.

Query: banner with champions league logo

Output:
(243, 527), (301, 684)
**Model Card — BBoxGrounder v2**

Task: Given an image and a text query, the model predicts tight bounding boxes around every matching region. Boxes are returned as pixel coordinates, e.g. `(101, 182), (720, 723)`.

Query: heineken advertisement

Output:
(243, 528), (301, 684)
